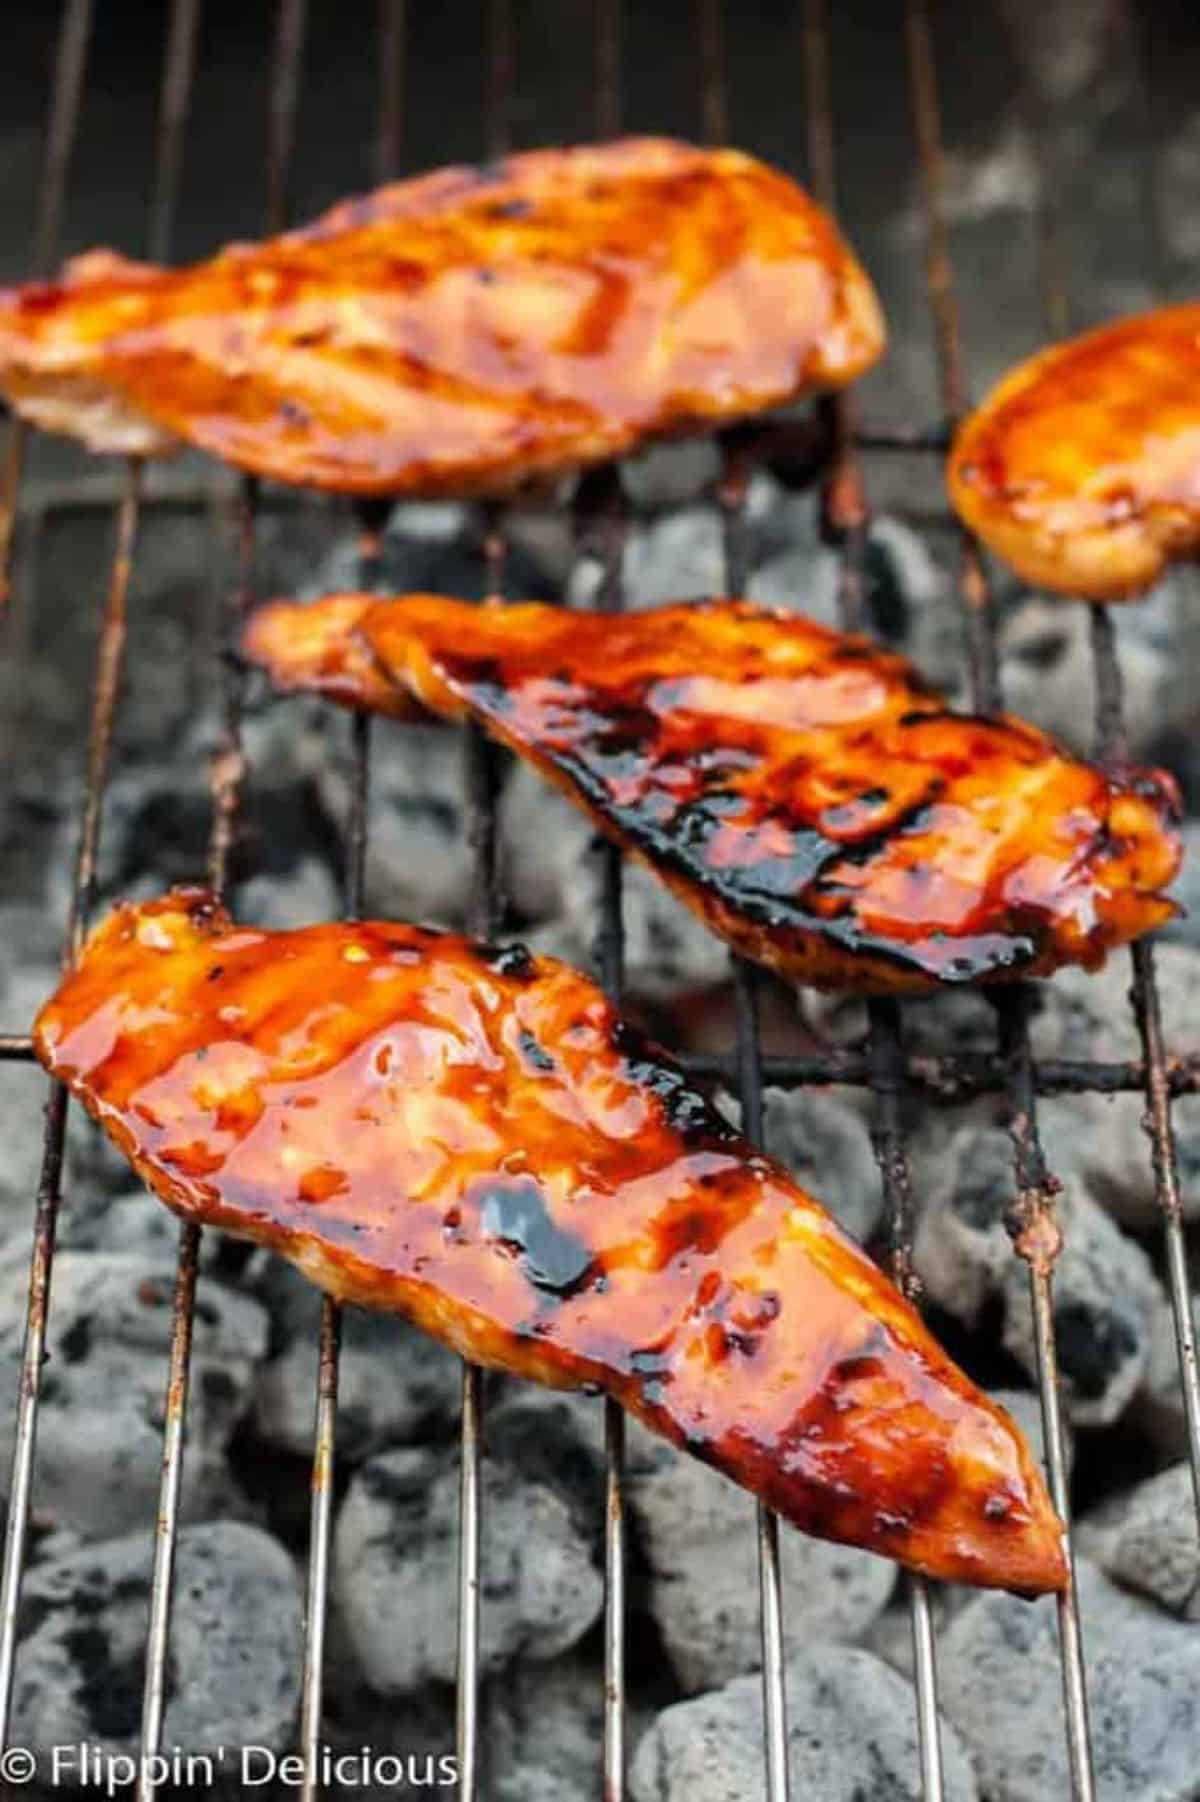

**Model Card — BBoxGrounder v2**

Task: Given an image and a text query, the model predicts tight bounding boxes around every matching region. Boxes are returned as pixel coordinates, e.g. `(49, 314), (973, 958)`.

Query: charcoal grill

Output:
(0, 3), (1197, 1800)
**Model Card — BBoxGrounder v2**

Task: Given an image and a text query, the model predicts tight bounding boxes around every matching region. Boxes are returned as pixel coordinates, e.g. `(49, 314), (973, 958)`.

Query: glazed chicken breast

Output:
(242, 594), (429, 719)
(0, 138), (884, 496)
(34, 889), (1066, 1593)
(949, 304), (1200, 598)
(239, 593), (1179, 993)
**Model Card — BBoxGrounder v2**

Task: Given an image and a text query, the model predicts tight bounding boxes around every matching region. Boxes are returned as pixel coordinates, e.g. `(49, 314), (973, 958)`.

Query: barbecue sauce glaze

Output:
(0, 138), (882, 495)
(950, 303), (1200, 598)
(356, 595), (1178, 992)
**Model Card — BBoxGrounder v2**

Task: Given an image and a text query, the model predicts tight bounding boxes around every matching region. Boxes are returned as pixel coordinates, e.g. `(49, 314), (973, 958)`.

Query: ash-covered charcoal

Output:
(62, 746), (343, 933)
(10, 1520), (301, 1764)
(749, 501), (956, 673)
(483, 1651), (619, 1802)
(502, 769), (732, 1002)
(913, 1121), (1163, 1426)
(940, 1558), (1200, 1802)
(625, 1423), (894, 1696)
(0, 908), (66, 1238)
(0, 1252), (267, 1541)
(498, 765), (590, 925)
(59, 1188), (246, 1270)
(562, 847), (731, 1003)
(761, 1088), (883, 1245)
(1032, 949), (1200, 1227)
(630, 1643), (978, 1802)
(1078, 1463), (1200, 1620)
(999, 598), (1168, 758)
(567, 505), (727, 612)
(303, 498), (561, 606)
(1139, 1296), (1200, 1458)
(253, 1304), (461, 1463)
(317, 723), (473, 928)
(334, 1433), (603, 1695)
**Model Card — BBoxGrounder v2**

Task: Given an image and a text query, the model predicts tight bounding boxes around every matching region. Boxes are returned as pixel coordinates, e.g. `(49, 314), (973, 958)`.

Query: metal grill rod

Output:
(571, 457), (633, 1802)
(0, 456), (142, 1744)
(1028, 96), (1200, 1562)
(0, 0), (95, 604)
(903, 6), (1096, 1798)
(802, 8), (945, 1793)
(715, 444), (791, 1802)
(136, 470), (258, 1802)
(136, 0), (305, 1787)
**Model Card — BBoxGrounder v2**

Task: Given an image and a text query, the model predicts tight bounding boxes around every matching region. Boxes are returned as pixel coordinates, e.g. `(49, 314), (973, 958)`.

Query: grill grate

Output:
(0, 5), (1195, 1802)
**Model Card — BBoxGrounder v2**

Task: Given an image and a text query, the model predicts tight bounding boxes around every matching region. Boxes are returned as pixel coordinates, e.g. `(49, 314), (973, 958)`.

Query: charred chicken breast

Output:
(949, 305), (1200, 598)
(0, 138), (884, 496)
(329, 594), (1176, 992)
(34, 889), (1066, 1593)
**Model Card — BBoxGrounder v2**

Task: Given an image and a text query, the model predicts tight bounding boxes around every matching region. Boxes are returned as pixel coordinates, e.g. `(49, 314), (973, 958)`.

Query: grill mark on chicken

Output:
(33, 888), (1066, 1594)
(319, 592), (1176, 993)
(949, 303), (1200, 598)
(0, 138), (884, 497)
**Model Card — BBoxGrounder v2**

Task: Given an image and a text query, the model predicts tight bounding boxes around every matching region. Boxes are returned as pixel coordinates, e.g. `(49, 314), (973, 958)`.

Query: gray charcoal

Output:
(1031, 950), (1200, 1227)
(318, 722), (471, 928)
(1141, 1296), (1200, 1456)
(1078, 1463), (1200, 1619)
(569, 475), (781, 616)
(10, 1520), (301, 1764)
(498, 764), (593, 925)
(761, 1087), (882, 1244)
(626, 1424), (893, 1695)
(0, 1252), (267, 1540)
(253, 1302), (460, 1461)
(914, 1123), (1162, 1425)
(939, 1558), (1200, 1802)
(485, 1652), (617, 1802)
(630, 1643), (977, 1802)
(561, 847), (729, 1001)
(502, 773), (729, 999)
(619, 439), (722, 511)
(335, 1434), (602, 1694)
(999, 598), (1166, 757)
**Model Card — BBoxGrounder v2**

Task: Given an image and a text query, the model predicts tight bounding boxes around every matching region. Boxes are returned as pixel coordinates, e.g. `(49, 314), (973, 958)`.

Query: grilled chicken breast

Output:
(310, 593), (1176, 993)
(949, 305), (1200, 598)
(242, 594), (428, 719)
(34, 889), (1066, 1592)
(0, 138), (884, 496)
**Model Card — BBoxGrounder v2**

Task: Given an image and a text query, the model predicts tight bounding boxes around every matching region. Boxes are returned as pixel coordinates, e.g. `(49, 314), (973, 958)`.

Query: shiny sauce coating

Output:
(0, 138), (883, 496)
(950, 304), (1200, 598)
(355, 594), (1180, 991)
(34, 890), (1066, 1593)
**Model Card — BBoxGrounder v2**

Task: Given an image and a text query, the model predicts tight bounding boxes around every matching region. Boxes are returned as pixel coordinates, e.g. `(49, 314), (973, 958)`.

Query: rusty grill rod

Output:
(904, 4), (1096, 1798)
(572, 456), (633, 1802)
(2, 1029), (1198, 1102)
(0, 455), (142, 1744)
(702, 28), (792, 1796)
(0, 0), (94, 605)
(714, 446), (792, 1802)
(1038, 141), (1200, 1556)
(293, 14), (406, 1778)
(803, 7), (945, 1792)
(455, 506), (512, 1802)
(136, 468), (258, 1802)
(135, 2), (302, 1793)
